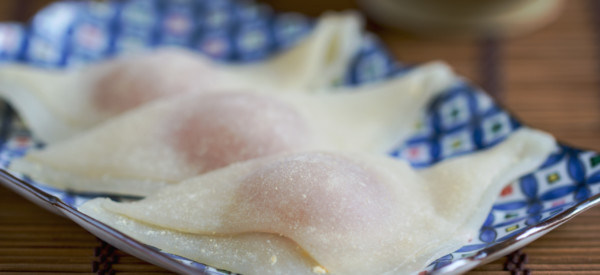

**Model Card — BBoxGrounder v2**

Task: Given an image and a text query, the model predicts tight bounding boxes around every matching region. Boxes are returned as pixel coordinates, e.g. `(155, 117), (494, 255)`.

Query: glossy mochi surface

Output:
(0, 12), (363, 143)
(10, 62), (455, 196)
(80, 128), (556, 275)
(172, 92), (310, 172)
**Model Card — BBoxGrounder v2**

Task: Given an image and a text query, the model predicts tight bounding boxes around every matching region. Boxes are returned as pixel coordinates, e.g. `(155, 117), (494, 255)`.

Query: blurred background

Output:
(0, 0), (599, 274)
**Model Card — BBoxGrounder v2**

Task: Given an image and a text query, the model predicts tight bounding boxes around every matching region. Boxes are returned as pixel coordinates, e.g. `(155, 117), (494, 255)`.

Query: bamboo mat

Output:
(0, 0), (599, 274)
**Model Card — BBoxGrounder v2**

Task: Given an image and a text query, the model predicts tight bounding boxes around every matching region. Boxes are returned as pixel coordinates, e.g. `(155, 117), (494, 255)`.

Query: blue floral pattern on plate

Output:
(0, 1), (598, 274)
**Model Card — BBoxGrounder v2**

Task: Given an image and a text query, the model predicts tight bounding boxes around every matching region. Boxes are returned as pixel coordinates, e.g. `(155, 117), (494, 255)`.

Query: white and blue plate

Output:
(0, 1), (599, 274)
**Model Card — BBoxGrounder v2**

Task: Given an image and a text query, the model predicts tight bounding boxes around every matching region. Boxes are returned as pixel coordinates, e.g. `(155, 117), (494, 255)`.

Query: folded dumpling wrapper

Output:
(79, 128), (556, 275)
(10, 62), (455, 196)
(0, 12), (363, 143)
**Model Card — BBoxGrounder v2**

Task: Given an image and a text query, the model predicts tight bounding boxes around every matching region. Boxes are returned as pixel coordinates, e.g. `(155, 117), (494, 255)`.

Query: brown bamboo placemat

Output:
(0, 0), (599, 274)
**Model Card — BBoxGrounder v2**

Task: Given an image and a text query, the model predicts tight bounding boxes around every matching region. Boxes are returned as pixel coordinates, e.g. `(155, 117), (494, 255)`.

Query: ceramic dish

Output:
(0, 1), (599, 274)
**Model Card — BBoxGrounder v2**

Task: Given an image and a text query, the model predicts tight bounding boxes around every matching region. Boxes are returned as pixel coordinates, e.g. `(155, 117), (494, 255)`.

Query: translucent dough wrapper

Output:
(10, 62), (455, 196)
(80, 128), (556, 275)
(0, 12), (363, 143)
